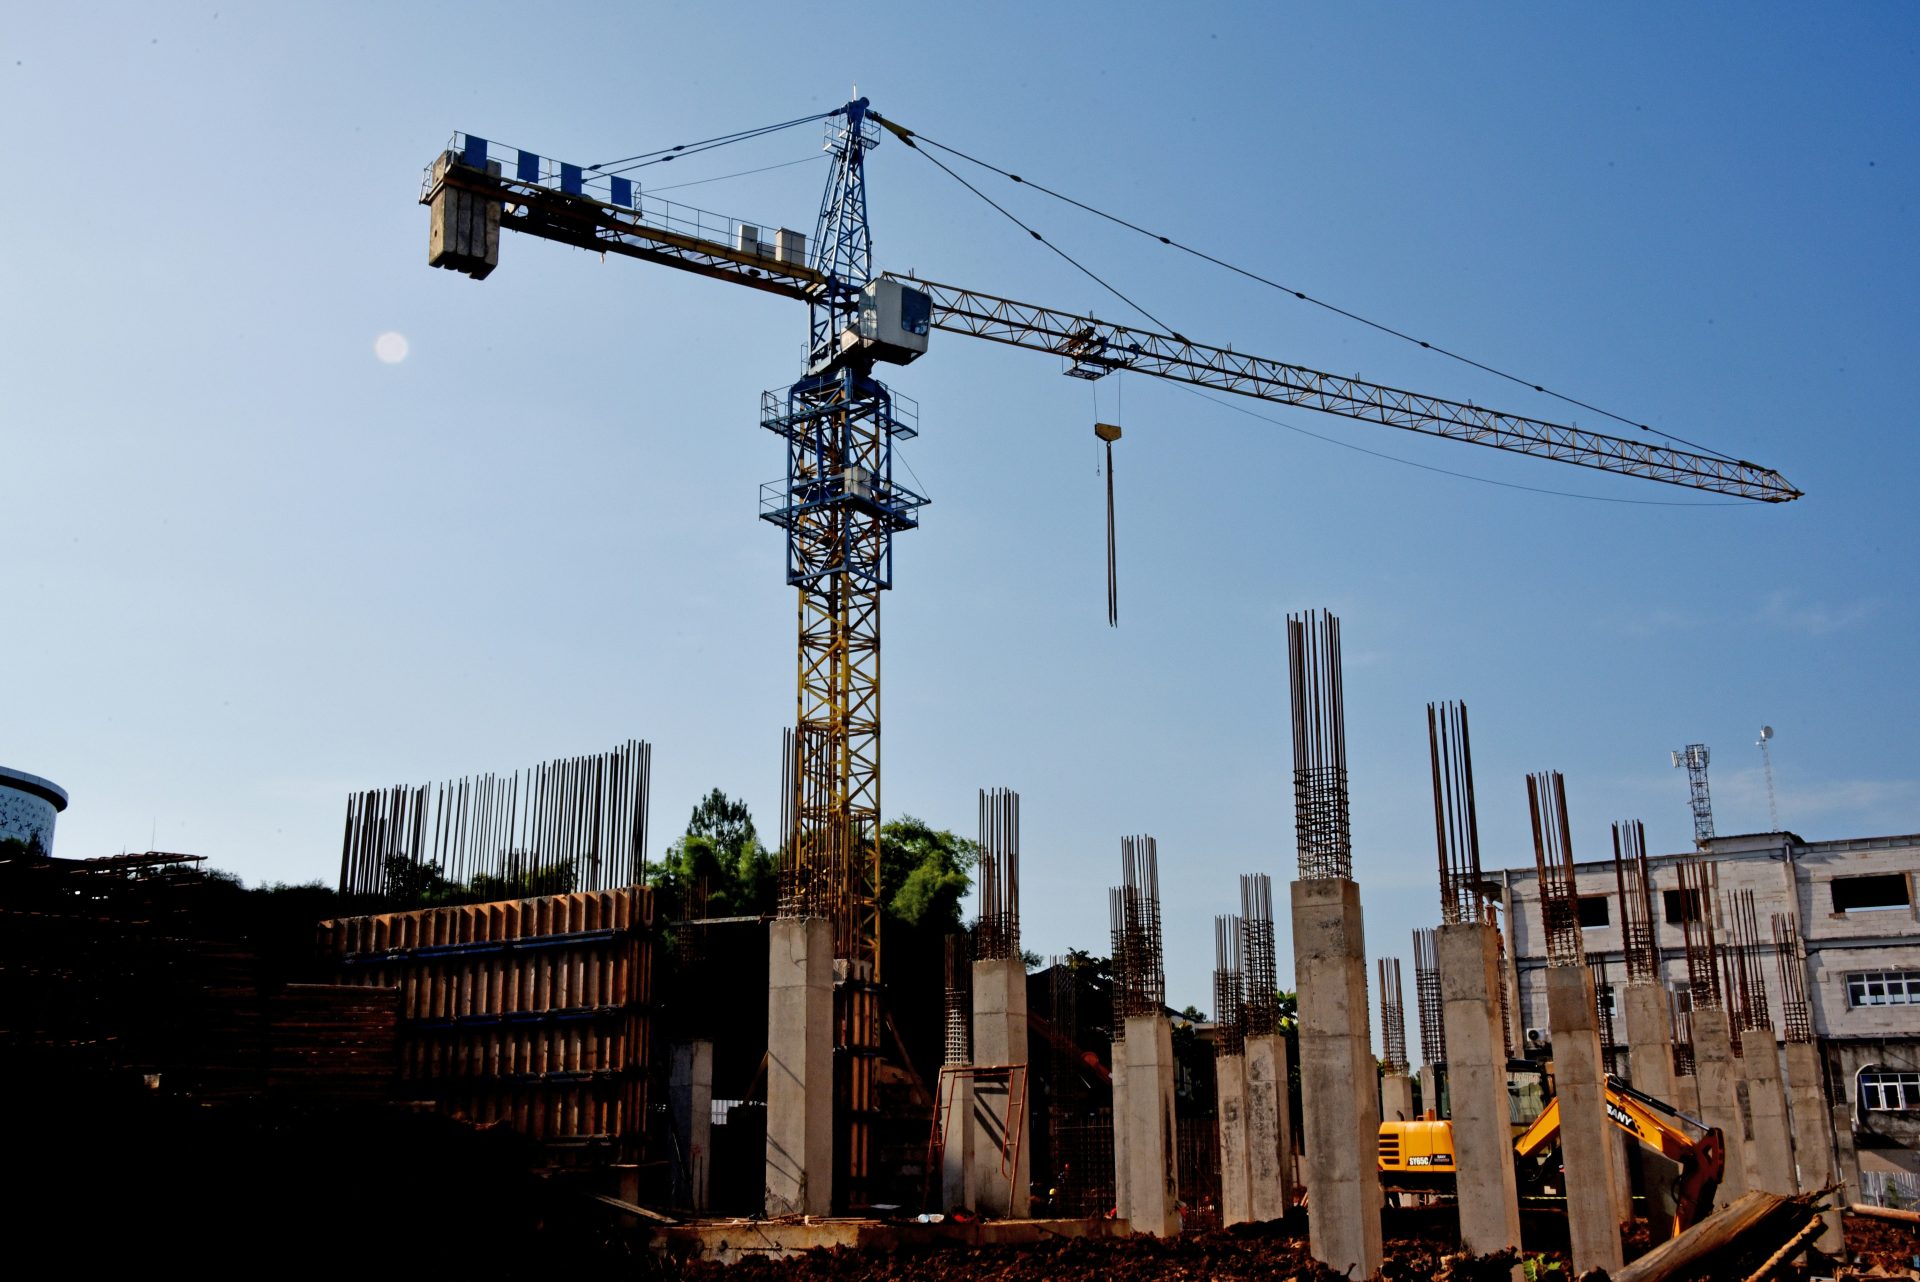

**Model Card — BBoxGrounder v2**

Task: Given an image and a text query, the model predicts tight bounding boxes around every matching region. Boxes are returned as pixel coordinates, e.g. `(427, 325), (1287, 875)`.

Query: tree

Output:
(651, 789), (776, 918)
(877, 815), (975, 927)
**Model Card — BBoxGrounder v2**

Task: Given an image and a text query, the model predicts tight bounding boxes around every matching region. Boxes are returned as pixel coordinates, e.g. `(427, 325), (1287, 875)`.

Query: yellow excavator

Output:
(1379, 1064), (1726, 1236)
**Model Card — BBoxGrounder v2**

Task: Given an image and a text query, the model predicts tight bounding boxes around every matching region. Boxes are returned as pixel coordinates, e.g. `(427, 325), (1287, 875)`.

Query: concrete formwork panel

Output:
(1245, 1031), (1295, 1220)
(1439, 922), (1524, 1263)
(1217, 1053), (1252, 1226)
(1122, 1014), (1181, 1237)
(1292, 877), (1383, 1278)
(766, 916), (834, 1217)
(1545, 964), (1626, 1275)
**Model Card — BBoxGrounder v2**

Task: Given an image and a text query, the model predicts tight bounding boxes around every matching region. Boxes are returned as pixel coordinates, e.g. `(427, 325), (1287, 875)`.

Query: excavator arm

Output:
(1511, 1075), (1726, 1234)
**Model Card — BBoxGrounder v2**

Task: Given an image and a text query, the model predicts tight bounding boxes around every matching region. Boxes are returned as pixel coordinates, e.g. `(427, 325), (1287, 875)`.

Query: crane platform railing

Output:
(425, 133), (825, 301)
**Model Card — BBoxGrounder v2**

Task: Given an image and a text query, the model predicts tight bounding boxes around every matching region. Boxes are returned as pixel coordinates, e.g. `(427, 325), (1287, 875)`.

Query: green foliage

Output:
(650, 789), (776, 918)
(878, 815), (975, 927)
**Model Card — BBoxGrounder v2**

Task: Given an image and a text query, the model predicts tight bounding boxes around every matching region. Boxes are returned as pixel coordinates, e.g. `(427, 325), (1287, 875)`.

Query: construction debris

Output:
(1615, 1190), (1828, 1282)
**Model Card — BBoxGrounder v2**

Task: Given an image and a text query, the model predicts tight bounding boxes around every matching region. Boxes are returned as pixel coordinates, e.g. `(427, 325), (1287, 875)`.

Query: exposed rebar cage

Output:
(338, 739), (651, 903)
(1589, 952), (1620, 1076)
(1110, 836), (1165, 1019)
(1495, 912), (1515, 1056)
(1413, 926), (1446, 1067)
(1215, 915), (1246, 1056)
(1772, 913), (1813, 1043)
(1677, 859), (1722, 1011)
(1378, 956), (1409, 1075)
(1613, 819), (1660, 985)
(975, 787), (1021, 961)
(1526, 770), (1584, 969)
(1671, 991), (1696, 1078)
(777, 726), (834, 918)
(1047, 955), (1084, 1112)
(1239, 873), (1279, 1037)
(944, 933), (973, 1065)
(1428, 701), (1487, 925)
(1288, 609), (1352, 881)
(1723, 888), (1772, 1040)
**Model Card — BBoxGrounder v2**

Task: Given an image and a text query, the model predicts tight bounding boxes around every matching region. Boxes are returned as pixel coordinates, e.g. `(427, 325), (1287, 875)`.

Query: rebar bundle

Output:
(1215, 915), (1246, 1056)
(1239, 873), (1279, 1036)
(944, 933), (973, 1065)
(1677, 859), (1722, 1011)
(1613, 819), (1660, 985)
(1378, 956), (1409, 1075)
(1428, 701), (1486, 925)
(1526, 770), (1583, 969)
(1413, 926), (1446, 1067)
(975, 787), (1022, 961)
(1110, 835), (1165, 1019)
(1288, 609), (1352, 881)
(1724, 887), (1773, 1036)
(1772, 913), (1813, 1043)
(338, 738), (651, 903)
(1048, 955), (1083, 1111)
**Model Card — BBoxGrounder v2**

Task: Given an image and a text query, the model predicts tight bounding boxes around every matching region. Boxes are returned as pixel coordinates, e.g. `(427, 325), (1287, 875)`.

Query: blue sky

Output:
(5, 3), (1916, 1015)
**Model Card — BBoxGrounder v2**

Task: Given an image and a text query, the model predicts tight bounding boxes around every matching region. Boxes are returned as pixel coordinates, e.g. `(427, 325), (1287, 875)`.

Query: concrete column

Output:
(971, 956), (1032, 1218)
(1110, 1033), (1131, 1220)
(1380, 1072), (1415, 1123)
(1545, 964), (1626, 1275)
(1690, 1008), (1750, 1202)
(1216, 1052), (1252, 1226)
(1830, 1099), (1860, 1207)
(1438, 922), (1523, 1262)
(765, 916), (834, 1218)
(1742, 1036), (1796, 1194)
(1122, 1013), (1180, 1236)
(1245, 1032), (1295, 1220)
(1620, 985), (1676, 1103)
(669, 1039), (714, 1213)
(1417, 1062), (1437, 1117)
(940, 1075), (976, 1211)
(1292, 878), (1383, 1277)
(1783, 1041), (1840, 1247)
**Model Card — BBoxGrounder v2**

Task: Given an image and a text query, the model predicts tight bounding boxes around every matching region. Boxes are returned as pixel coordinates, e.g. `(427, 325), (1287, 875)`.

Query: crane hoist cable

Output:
(874, 112), (1741, 465)
(587, 109), (837, 178)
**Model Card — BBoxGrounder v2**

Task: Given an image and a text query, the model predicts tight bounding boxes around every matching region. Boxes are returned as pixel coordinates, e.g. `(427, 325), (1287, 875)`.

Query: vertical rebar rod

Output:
(1378, 956), (1409, 1075)
(1429, 701), (1485, 924)
(1413, 926), (1445, 1067)
(1772, 913), (1813, 1043)
(1288, 609), (1352, 881)
(1526, 771), (1583, 969)
(1215, 914), (1246, 1056)
(1613, 819), (1659, 984)
(976, 787), (1021, 961)
(1239, 873), (1278, 1036)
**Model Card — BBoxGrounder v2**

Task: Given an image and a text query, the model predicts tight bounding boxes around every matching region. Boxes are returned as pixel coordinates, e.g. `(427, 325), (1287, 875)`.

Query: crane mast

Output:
(758, 100), (926, 1207)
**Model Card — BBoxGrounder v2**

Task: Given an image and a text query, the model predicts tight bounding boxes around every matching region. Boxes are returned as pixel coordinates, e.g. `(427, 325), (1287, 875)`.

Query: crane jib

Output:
(883, 274), (1801, 504)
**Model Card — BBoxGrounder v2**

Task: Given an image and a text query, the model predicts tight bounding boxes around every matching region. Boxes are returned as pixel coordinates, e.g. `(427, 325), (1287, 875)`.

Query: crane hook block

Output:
(427, 149), (502, 281)
(1094, 422), (1123, 443)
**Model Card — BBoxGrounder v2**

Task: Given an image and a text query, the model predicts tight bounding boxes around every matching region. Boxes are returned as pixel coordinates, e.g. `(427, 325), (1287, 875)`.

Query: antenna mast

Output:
(1757, 726), (1780, 832)
(1670, 743), (1714, 849)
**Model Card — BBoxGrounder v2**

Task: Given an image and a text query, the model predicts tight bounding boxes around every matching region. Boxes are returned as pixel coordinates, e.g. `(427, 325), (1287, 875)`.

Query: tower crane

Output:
(421, 99), (1799, 1209)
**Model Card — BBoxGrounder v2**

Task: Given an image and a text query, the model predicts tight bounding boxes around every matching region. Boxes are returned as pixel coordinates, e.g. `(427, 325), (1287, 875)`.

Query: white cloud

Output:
(1758, 590), (1879, 636)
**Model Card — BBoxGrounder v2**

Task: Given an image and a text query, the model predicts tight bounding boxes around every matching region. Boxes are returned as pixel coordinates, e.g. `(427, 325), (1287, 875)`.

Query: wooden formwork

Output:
(320, 886), (655, 1164)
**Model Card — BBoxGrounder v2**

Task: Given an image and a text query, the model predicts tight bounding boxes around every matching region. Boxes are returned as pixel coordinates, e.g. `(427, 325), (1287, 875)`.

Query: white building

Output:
(1494, 829), (1920, 1193)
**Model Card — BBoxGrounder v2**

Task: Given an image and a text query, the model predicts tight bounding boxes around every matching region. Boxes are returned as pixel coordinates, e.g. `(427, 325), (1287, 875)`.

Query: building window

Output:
(1664, 888), (1702, 925)
(1847, 971), (1920, 1008)
(1578, 896), (1611, 928)
(1832, 874), (1912, 913)
(1859, 1068), (1920, 1111)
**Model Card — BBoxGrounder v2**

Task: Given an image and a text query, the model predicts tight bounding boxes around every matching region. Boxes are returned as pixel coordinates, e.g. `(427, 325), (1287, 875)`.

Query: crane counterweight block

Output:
(426, 151), (501, 280)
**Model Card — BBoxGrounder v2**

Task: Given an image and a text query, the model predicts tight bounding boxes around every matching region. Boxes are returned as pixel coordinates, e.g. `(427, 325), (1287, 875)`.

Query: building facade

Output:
(1496, 829), (1920, 1192)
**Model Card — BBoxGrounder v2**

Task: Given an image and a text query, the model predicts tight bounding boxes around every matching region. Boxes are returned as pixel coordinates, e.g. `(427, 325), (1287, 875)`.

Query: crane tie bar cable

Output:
(880, 114), (1743, 465)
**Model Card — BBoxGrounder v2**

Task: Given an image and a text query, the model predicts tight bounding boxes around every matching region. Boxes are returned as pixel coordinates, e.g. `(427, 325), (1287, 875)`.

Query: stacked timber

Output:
(320, 886), (654, 1165)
